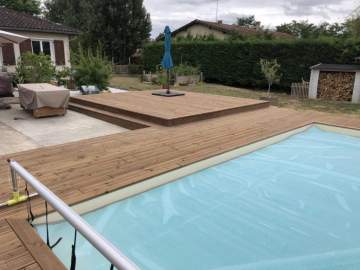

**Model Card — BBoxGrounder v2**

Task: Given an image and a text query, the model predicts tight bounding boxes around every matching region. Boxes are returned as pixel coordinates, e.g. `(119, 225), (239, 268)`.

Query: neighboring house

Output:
(0, 7), (79, 72)
(171, 19), (293, 40)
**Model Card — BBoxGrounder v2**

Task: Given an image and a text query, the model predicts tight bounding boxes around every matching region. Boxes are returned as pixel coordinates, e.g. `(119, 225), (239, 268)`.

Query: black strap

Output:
(110, 264), (114, 270)
(45, 201), (62, 249)
(25, 183), (34, 225)
(45, 201), (50, 247)
(70, 229), (77, 270)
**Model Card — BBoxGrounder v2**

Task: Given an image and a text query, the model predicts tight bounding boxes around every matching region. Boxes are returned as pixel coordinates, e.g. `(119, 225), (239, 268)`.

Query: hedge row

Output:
(143, 39), (360, 90)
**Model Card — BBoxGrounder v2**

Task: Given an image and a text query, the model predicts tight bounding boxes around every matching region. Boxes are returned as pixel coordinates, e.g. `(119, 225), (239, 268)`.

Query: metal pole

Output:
(9, 165), (18, 192)
(8, 159), (140, 270)
(6, 161), (30, 206)
(166, 69), (170, 94)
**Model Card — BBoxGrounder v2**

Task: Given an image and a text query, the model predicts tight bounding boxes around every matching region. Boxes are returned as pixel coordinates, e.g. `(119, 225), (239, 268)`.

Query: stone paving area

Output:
(0, 100), (128, 155)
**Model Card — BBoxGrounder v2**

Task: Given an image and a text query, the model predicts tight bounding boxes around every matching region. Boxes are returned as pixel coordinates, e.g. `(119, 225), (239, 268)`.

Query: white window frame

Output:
(31, 39), (55, 63)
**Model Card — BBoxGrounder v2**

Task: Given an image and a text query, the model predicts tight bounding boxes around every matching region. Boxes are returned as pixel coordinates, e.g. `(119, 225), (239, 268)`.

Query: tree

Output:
(44, 0), (94, 32)
(237, 15), (257, 27)
(276, 20), (317, 38)
(346, 6), (360, 39)
(44, 0), (152, 63)
(0, 0), (41, 15)
(260, 59), (281, 96)
(276, 20), (347, 39)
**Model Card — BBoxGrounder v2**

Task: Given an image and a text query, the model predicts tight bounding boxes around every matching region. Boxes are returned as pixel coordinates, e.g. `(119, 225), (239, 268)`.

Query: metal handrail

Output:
(8, 159), (140, 270)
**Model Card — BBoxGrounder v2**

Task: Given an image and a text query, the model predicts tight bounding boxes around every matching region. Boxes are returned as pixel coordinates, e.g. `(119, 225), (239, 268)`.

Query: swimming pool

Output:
(36, 126), (360, 270)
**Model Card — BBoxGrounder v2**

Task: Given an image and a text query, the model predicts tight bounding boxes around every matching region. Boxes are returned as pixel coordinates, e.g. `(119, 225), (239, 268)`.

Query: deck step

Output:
(68, 102), (150, 130)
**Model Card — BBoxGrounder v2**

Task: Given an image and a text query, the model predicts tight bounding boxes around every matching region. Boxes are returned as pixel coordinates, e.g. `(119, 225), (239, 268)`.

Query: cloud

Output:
(144, 0), (355, 37)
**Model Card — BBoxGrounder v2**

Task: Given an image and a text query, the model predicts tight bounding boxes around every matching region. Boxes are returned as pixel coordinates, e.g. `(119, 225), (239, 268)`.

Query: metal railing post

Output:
(7, 160), (29, 206)
(9, 165), (18, 192)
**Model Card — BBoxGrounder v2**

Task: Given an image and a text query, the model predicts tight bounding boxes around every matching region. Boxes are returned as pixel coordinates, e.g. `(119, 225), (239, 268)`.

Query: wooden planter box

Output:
(175, 74), (201, 86)
(142, 72), (158, 83)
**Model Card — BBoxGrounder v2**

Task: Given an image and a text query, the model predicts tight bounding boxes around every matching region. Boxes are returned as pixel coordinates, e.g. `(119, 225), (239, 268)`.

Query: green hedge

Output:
(143, 39), (360, 90)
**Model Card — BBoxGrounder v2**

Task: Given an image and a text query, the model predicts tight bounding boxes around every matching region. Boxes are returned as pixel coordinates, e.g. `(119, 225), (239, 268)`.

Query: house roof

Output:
(311, 63), (360, 72)
(0, 7), (80, 35)
(171, 19), (293, 38)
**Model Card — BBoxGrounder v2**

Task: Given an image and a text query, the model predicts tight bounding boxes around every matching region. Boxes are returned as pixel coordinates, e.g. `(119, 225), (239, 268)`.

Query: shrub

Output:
(143, 39), (360, 90)
(173, 64), (200, 76)
(15, 52), (55, 84)
(55, 67), (71, 86)
(73, 46), (112, 90)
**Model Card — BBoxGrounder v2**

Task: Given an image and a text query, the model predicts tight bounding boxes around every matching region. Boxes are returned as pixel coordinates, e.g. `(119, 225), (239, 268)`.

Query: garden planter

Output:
(175, 74), (201, 86)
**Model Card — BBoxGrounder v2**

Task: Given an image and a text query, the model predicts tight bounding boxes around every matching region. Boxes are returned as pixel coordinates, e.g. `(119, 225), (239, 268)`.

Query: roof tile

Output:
(0, 7), (79, 35)
(172, 19), (293, 38)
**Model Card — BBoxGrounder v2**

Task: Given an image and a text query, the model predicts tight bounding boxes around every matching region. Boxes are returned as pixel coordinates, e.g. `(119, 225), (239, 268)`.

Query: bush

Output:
(73, 47), (112, 90)
(173, 64), (200, 76)
(15, 52), (55, 84)
(143, 39), (360, 90)
(55, 67), (71, 86)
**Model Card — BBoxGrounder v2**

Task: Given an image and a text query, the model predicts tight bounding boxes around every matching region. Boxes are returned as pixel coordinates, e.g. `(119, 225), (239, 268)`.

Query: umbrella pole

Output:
(166, 69), (170, 94)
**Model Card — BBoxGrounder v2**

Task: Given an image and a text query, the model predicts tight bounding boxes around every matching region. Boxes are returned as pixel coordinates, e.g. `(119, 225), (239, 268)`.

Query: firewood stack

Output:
(317, 71), (355, 101)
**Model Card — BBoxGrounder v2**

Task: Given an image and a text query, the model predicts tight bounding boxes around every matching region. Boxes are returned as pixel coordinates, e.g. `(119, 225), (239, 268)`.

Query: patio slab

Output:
(0, 104), (128, 155)
(0, 122), (38, 155)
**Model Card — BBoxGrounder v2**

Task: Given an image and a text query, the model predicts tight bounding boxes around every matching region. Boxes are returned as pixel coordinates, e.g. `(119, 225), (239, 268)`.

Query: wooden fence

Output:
(291, 82), (309, 98)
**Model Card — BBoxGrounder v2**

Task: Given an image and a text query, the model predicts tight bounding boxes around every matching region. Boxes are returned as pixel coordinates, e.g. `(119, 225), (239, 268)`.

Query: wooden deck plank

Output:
(0, 220), (36, 270)
(7, 219), (66, 270)
(70, 91), (270, 126)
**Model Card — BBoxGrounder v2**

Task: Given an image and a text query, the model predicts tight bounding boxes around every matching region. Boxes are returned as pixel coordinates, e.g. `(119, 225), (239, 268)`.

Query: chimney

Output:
(217, 20), (223, 24)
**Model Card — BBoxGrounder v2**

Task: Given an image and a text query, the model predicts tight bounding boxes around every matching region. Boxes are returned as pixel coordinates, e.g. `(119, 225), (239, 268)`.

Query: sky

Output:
(144, 0), (359, 37)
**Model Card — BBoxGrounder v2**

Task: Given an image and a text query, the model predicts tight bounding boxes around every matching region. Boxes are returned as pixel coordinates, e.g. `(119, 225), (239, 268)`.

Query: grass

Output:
(110, 75), (360, 116)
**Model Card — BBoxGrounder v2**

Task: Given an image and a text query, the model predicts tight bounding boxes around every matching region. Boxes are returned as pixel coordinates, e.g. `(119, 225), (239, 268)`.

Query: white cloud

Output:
(144, 0), (356, 37)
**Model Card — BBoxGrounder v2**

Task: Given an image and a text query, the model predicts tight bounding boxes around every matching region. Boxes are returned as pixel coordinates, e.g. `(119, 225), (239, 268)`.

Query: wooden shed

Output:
(308, 63), (360, 103)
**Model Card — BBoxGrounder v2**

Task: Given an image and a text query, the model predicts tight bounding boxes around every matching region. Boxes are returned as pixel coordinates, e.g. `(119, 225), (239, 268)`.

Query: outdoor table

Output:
(18, 83), (70, 118)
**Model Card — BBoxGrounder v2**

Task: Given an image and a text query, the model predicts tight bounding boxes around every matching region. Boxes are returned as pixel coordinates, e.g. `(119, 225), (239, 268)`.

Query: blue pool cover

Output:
(37, 127), (360, 270)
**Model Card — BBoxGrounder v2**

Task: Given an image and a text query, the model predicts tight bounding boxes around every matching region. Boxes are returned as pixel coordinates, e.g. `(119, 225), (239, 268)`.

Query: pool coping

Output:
(34, 123), (360, 225)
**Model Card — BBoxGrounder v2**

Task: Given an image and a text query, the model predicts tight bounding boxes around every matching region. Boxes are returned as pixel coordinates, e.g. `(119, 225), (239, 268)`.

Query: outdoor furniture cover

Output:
(18, 83), (70, 110)
(0, 72), (13, 97)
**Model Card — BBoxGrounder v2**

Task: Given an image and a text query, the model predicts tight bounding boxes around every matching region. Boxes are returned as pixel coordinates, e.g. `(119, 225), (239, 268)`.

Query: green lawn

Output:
(110, 75), (360, 116)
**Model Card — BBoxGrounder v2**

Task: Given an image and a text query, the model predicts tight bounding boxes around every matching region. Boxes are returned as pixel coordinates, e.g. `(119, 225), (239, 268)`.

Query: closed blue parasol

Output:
(152, 26), (184, 97)
(161, 26), (174, 70)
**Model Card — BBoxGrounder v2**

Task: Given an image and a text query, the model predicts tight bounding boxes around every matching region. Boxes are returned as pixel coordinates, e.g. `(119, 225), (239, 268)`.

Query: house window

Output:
(32, 40), (51, 56)
(32, 41), (41, 54)
(42, 41), (51, 56)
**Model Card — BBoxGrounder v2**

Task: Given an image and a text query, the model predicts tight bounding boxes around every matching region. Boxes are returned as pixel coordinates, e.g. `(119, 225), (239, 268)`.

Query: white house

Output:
(171, 19), (293, 40)
(0, 7), (79, 72)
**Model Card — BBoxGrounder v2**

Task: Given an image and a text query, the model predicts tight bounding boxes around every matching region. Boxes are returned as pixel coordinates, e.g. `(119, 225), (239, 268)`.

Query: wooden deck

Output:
(0, 218), (64, 270)
(0, 94), (360, 269)
(70, 91), (270, 126)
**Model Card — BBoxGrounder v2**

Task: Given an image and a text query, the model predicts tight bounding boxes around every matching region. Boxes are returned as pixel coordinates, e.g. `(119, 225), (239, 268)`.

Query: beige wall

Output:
(0, 31), (71, 73)
(174, 24), (227, 40)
